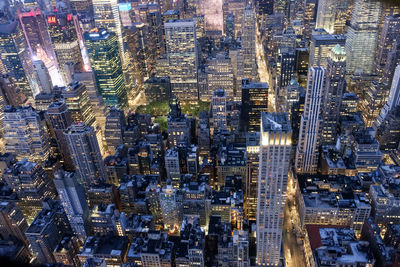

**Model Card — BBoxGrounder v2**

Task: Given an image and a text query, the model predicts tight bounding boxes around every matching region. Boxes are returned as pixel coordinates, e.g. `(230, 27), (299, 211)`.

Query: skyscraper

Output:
(241, 6), (257, 81)
(0, 201), (29, 247)
(211, 89), (227, 136)
(45, 100), (74, 170)
(47, 12), (83, 84)
(0, 20), (33, 98)
(64, 123), (106, 188)
(256, 112), (291, 266)
(53, 170), (90, 241)
(3, 159), (57, 223)
(164, 19), (198, 101)
(207, 53), (235, 100)
(62, 81), (96, 128)
(167, 96), (190, 147)
(309, 31), (346, 68)
(3, 106), (50, 162)
(295, 67), (326, 174)
(345, 0), (382, 74)
(316, 0), (351, 34)
(84, 29), (127, 107)
(241, 79), (268, 132)
(92, 0), (124, 61)
(25, 199), (72, 264)
(374, 64), (400, 129)
(244, 132), (259, 221)
(104, 107), (125, 154)
(321, 45), (346, 145)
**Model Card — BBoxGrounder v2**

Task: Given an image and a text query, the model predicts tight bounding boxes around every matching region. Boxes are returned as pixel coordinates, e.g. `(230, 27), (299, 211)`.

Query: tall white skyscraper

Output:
(54, 170), (89, 241)
(164, 19), (198, 101)
(374, 64), (400, 129)
(345, 0), (382, 74)
(256, 112), (292, 266)
(295, 67), (326, 174)
(241, 6), (257, 81)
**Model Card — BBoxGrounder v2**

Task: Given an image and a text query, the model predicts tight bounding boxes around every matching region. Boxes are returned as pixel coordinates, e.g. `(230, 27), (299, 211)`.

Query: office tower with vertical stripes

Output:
(295, 66), (326, 174)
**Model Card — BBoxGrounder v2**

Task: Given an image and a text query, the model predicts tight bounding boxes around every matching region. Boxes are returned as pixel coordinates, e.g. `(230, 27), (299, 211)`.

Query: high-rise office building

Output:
(240, 79), (268, 132)
(3, 106), (50, 162)
(3, 159), (57, 223)
(197, 111), (210, 158)
(92, 0), (124, 61)
(244, 132), (259, 221)
(321, 45), (346, 145)
(256, 112), (291, 266)
(160, 184), (182, 230)
(376, 15), (400, 79)
(359, 81), (388, 127)
(104, 107), (125, 154)
(309, 31), (346, 68)
(295, 67), (326, 174)
(62, 81), (96, 128)
(45, 100), (74, 170)
(17, 9), (61, 87)
(223, 0), (246, 38)
(84, 29), (127, 107)
(164, 19), (198, 101)
(278, 48), (296, 91)
(32, 59), (52, 94)
(0, 20), (33, 98)
(0, 201), (29, 247)
(167, 96), (190, 147)
(207, 53), (235, 100)
(345, 0), (382, 74)
(64, 123), (106, 188)
(25, 199), (72, 264)
(374, 64), (400, 129)
(165, 148), (181, 187)
(316, 0), (351, 34)
(211, 89), (227, 136)
(47, 12), (83, 85)
(53, 170), (90, 241)
(241, 6), (257, 81)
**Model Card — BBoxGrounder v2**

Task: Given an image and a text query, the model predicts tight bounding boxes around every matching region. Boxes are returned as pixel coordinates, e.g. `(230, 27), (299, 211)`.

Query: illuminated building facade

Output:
(47, 12), (83, 85)
(256, 112), (291, 266)
(64, 122), (106, 188)
(0, 20), (33, 98)
(345, 0), (382, 75)
(164, 19), (198, 101)
(84, 29), (127, 107)
(3, 106), (50, 162)
(241, 6), (257, 81)
(241, 79), (268, 132)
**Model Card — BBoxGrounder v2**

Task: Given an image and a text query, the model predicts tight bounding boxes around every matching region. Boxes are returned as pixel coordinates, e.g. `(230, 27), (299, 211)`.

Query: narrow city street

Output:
(256, 25), (275, 112)
(283, 174), (306, 267)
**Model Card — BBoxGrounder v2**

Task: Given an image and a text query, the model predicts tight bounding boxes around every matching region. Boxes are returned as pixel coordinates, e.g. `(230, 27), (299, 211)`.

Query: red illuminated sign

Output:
(47, 16), (56, 24)
(67, 14), (72, 21)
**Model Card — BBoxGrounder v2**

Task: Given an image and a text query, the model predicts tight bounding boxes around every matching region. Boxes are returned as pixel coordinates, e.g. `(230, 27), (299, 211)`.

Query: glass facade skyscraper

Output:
(84, 29), (127, 107)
